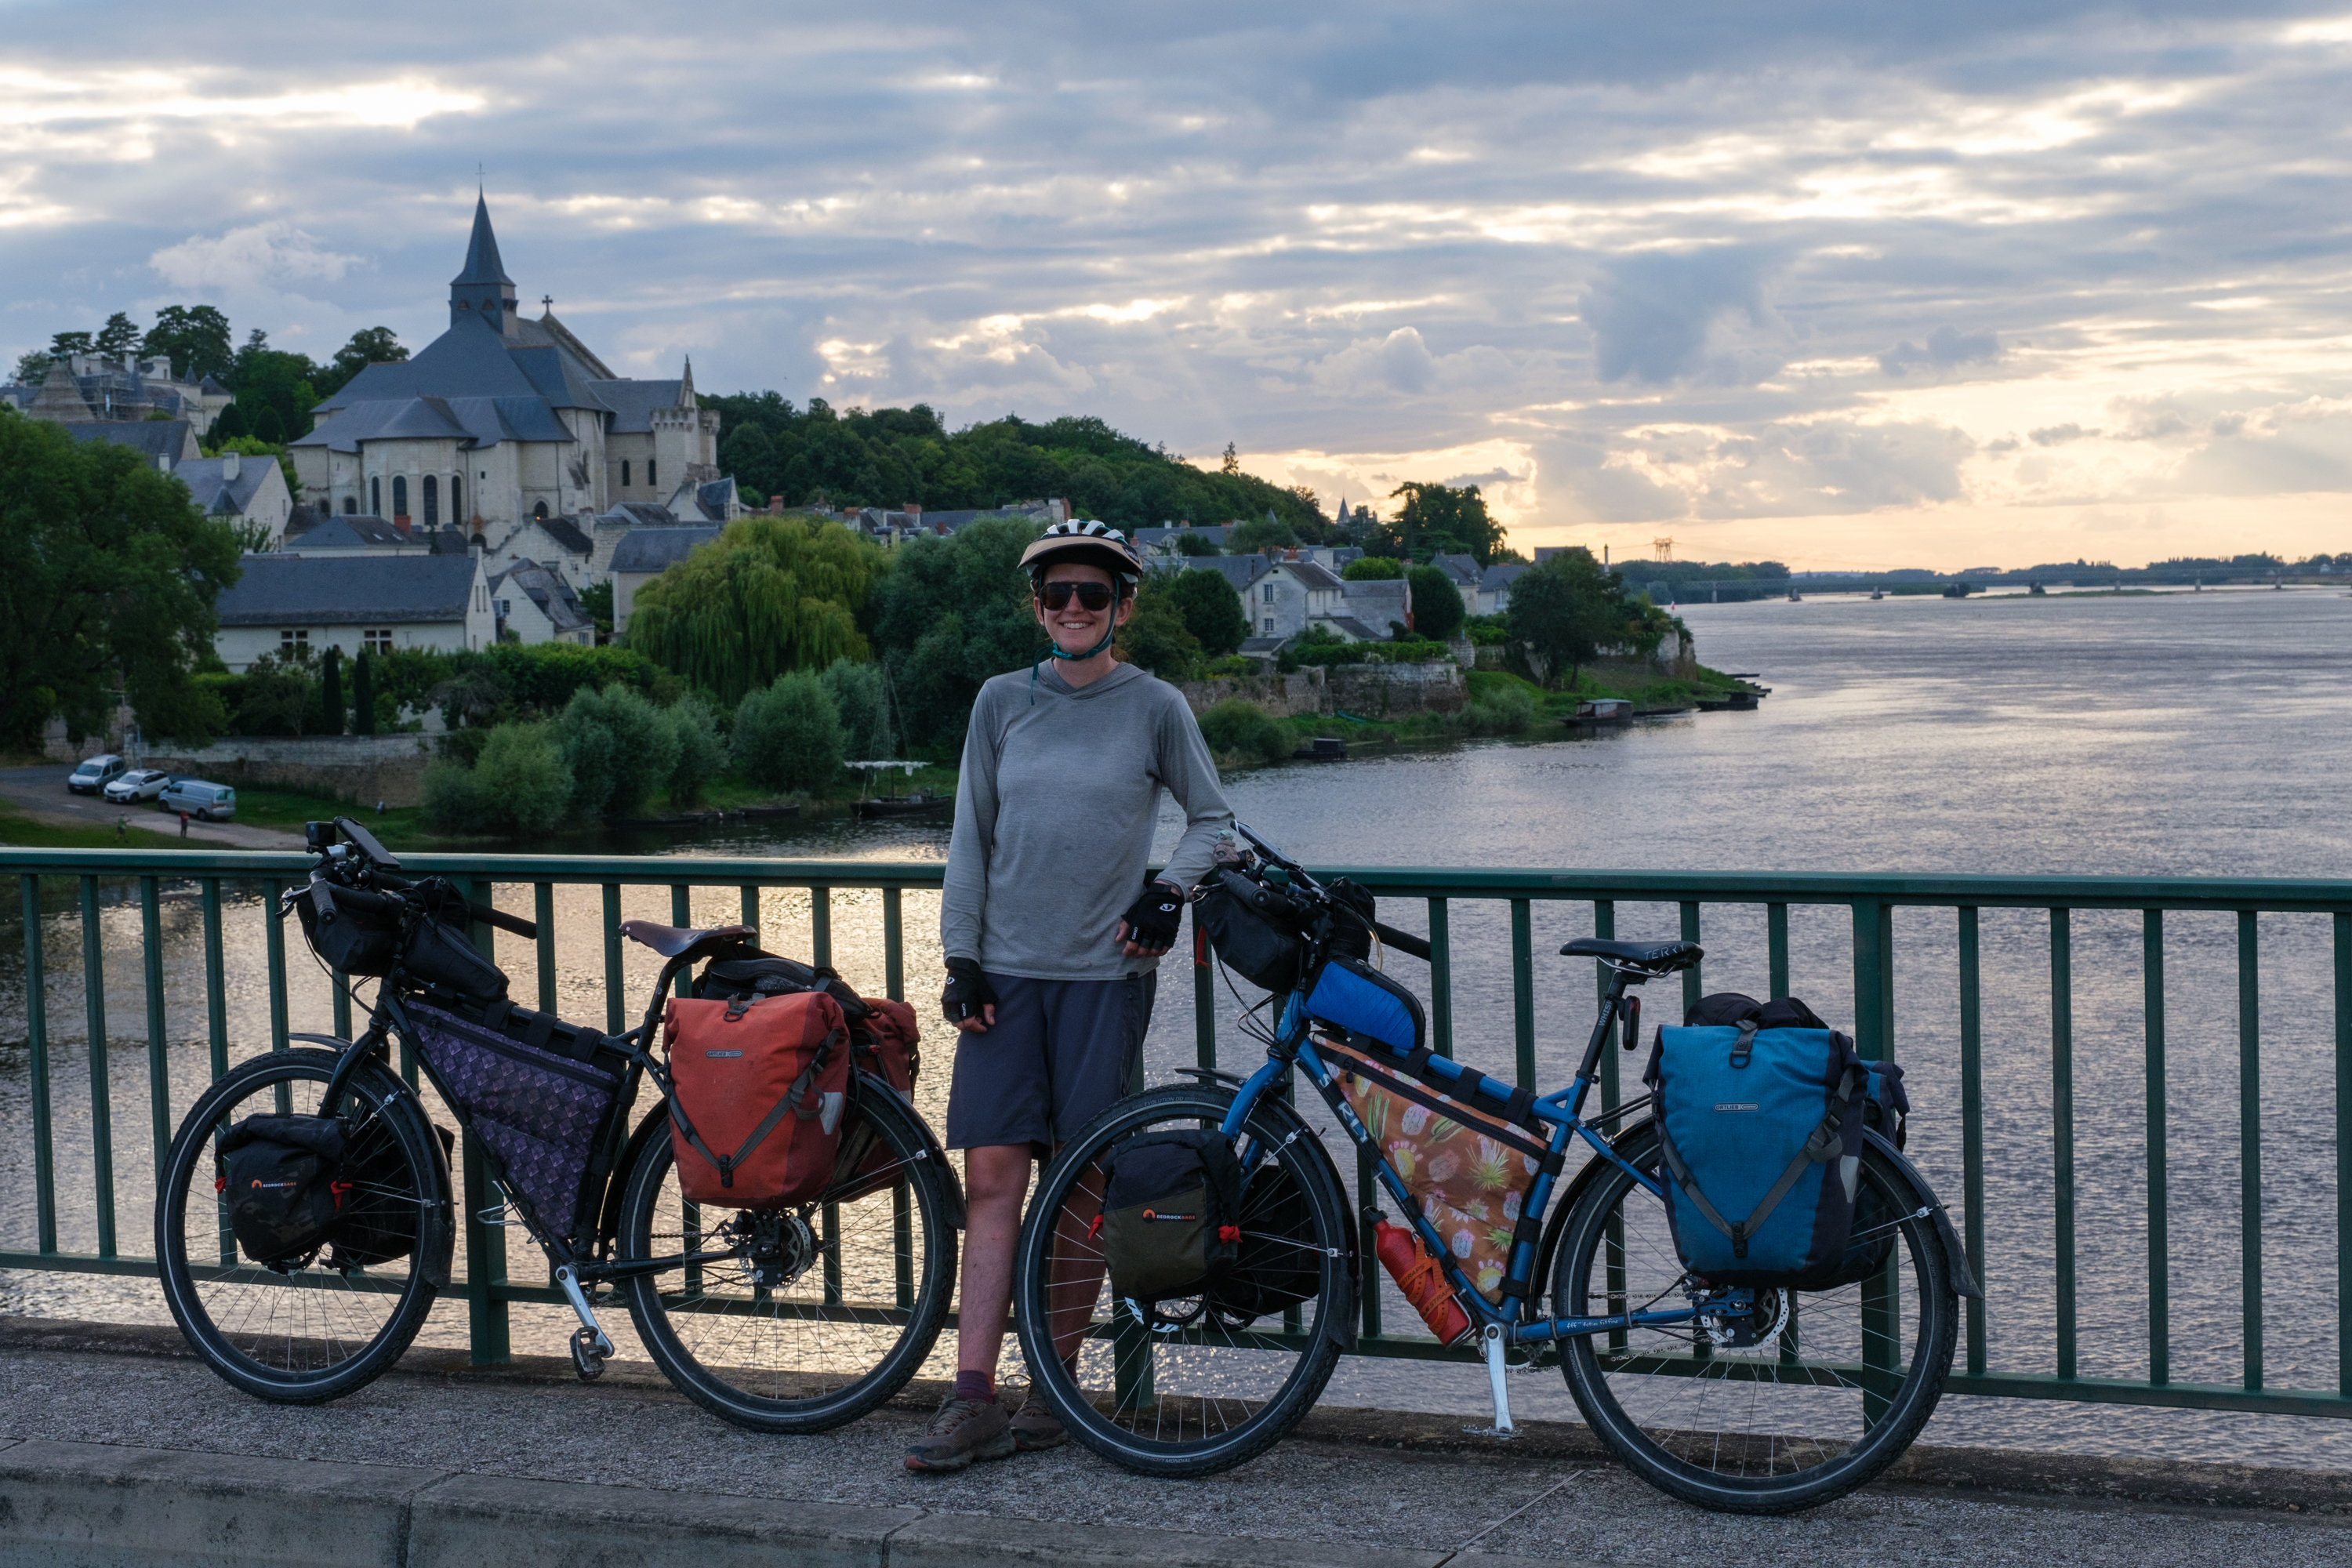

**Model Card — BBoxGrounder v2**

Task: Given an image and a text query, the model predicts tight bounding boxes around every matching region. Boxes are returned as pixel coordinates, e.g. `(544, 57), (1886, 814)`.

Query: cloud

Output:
(1879, 324), (2001, 376)
(2030, 423), (2093, 445)
(1578, 248), (1782, 385)
(148, 222), (360, 293)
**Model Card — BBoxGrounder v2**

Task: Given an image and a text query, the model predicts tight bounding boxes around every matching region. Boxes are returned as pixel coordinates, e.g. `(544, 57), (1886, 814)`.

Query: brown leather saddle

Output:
(618, 920), (757, 965)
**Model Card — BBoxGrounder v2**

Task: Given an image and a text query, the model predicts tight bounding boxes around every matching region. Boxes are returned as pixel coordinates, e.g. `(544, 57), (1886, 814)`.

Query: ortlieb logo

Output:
(1714, 1102), (1760, 1112)
(1139, 1209), (1198, 1222)
(705, 1049), (743, 1058)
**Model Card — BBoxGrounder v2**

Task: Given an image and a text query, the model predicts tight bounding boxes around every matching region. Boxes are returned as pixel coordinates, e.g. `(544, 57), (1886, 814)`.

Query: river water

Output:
(5, 586), (2349, 1468)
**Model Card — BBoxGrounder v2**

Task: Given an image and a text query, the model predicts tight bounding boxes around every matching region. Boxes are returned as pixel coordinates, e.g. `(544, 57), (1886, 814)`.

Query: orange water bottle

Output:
(1374, 1218), (1472, 1345)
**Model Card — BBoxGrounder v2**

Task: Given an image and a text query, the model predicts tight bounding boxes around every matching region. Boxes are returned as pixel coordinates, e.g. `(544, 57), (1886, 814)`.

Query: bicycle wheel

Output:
(619, 1076), (956, 1432)
(1013, 1084), (1353, 1478)
(1555, 1123), (1958, 1513)
(155, 1047), (448, 1403)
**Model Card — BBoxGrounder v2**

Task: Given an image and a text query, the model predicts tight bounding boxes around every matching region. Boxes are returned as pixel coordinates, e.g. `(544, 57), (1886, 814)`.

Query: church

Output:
(293, 195), (737, 532)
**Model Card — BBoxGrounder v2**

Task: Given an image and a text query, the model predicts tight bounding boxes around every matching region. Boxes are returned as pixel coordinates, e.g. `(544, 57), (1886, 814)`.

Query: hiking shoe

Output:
(904, 1395), (1014, 1472)
(1007, 1388), (1067, 1452)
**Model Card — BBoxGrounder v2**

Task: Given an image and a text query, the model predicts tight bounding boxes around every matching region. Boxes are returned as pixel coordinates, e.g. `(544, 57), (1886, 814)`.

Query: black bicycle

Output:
(154, 817), (961, 1430)
(1014, 824), (1974, 1512)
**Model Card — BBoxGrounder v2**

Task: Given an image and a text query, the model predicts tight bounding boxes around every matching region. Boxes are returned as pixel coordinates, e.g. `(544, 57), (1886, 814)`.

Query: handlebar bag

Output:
(664, 991), (849, 1209)
(1645, 1022), (1868, 1286)
(408, 999), (624, 1240)
(1096, 1130), (1243, 1305)
(216, 1114), (350, 1264)
(295, 880), (402, 977)
(1196, 875), (1307, 992)
(400, 916), (509, 1002)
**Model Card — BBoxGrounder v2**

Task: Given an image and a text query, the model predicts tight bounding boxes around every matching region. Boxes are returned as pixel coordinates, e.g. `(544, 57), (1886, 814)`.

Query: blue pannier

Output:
(1646, 1021), (1868, 1285)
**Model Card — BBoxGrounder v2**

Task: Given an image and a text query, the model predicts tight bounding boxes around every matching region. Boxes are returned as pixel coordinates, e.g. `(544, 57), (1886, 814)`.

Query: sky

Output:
(4, 1), (2350, 569)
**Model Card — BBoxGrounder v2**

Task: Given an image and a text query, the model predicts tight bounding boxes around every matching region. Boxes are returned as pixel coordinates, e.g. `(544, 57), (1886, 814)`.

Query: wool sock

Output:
(954, 1369), (993, 1403)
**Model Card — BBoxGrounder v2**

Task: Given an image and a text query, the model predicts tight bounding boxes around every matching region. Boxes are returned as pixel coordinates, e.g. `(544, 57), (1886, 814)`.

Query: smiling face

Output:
(1034, 561), (1131, 653)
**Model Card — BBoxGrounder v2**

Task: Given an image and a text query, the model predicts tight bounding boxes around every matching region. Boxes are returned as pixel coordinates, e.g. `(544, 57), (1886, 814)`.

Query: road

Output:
(0, 763), (302, 850)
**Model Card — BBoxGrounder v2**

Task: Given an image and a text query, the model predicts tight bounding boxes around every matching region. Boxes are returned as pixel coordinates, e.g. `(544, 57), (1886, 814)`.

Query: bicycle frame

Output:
(1219, 959), (1703, 1348)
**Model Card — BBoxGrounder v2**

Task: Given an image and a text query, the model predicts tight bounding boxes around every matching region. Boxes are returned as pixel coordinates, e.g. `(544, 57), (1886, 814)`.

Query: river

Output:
(5, 585), (2349, 1468)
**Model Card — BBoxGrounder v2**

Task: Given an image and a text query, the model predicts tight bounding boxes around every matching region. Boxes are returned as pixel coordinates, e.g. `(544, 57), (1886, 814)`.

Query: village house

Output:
(608, 525), (721, 636)
(174, 450), (295, 547)
(210, 554), (495, 671)
(488, 559), (595, 645)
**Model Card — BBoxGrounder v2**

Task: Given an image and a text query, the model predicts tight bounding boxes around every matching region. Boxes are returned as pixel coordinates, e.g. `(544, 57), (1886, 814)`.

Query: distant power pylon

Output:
(1653, 537), (1675, 562)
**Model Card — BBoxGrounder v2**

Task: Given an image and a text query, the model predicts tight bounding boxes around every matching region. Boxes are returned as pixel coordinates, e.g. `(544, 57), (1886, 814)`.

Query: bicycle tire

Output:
(1555, 1123), (1958, 1513)
(1013, 1084), (1354, 1479)
(619, 1074), (956, 1432)
(155, 1047), (448, 1404)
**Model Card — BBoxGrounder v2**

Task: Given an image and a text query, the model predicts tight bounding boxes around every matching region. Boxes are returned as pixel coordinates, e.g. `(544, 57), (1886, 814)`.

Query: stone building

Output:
(4, 353), (234, 436)
(292, 195), (732, 535)
(212, 554), (496, 671)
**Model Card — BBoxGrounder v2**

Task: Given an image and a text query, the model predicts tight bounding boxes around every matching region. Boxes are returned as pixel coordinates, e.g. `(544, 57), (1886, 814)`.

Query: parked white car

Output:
(67, 754), (126, 795)
(103, 768), (174, 804)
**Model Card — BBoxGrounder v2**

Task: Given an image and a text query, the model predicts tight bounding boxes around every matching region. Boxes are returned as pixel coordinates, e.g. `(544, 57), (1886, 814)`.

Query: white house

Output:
(211, 554), (496, 671)
(608, 525), (721, 636)
(173, 451), (296, 549)
(488, 559), (595, 645)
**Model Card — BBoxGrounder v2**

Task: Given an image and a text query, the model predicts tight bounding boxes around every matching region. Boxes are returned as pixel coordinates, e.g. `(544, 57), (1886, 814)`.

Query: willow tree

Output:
(626, 514), (880, 703)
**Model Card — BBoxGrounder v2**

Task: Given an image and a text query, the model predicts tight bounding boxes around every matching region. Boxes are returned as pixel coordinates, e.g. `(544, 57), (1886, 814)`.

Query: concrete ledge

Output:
(404, 1472), (920, 1568)
(889, 1512), (1456, 1568)
(0, 1439), (441, 1568)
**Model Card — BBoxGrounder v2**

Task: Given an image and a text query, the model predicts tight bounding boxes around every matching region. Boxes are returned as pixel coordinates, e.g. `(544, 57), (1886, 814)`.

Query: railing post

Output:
(810, 884), (833, 969)
(1593, 899), (1617, 1112)
(462, 875), (510, 1365)
(2336, 910), (2351, 1399)
(1766, 902), (1790, 1000)
(740, 881), (760, 935)
(1959, 906), (1985, 1377)
(263, 879), (289, 1054)
(141, 877), (172, 1175)
(1428, 896), (1453, 1060)
(1852, 898), (1893, 1422)
(1679, 901), (1702, 1016)
(672, 883), (695, 996)
(2144, 909), (2169, 1385)
(1510, 898), (1534, 1091)
(79, 877), (116, 1258)
(2052, 906), (2075, 1381)
(1192, 914), (1217, 1072)
(22, 873), (56, 1254)
(602, 884), (625, 1035)
(535, 882), (558, 1014)
(2239, 909), (2263, 1392)
(882, 886), (903, 1001)
(201, 879), (228, 1083)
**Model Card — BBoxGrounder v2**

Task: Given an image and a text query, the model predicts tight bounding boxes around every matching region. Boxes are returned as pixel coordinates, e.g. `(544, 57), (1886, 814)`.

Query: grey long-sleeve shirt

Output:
(941, 661), (1234, 982)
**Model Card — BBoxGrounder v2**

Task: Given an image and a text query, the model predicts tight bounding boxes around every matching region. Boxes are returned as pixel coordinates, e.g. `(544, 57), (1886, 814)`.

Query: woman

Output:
(906, 521), (1235, 1472)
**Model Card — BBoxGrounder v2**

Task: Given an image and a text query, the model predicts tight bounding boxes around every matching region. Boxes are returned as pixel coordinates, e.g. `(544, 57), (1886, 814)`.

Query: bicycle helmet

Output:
(1018, 520), (1145, 593)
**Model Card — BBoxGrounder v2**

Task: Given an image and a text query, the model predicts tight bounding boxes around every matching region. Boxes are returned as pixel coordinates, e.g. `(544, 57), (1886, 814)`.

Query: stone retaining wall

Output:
(1328, 660), (1466, 717)
(143, 734), (436, 808)
(1175, 668), (1328, 717)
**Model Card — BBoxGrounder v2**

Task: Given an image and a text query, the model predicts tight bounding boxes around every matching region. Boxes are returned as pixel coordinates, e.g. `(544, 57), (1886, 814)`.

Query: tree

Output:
(556, 684), (679, 821)
(733, 672), (844, 793)
(11, 351), (49, 386)
(48, 331), (93, 358)
(1380, 481), (1506, 564)
(423, 721), (573, 837)
(352, 651), (377, 735)
(94, 312), (141, 361)
(235, 651), (321, 735)
(664, 698), (727, 806)
(1116, 579), (1202, 680)
(1406, 563), (1466, 641)
(1165, 567), (1249, 656)
(1172, 530), (1220, 557)
(318, 327), (407, 399)
(320, 645), (344, 735)
(1228, 515), (1297, 554)
(627, 514), (878, 703)
(820, 657), (895, 759)
(1221, 441), (1240, 474)
(1342, 556), (1403, 579)
(1505, 548), (1628, 688)
(579, 580), (613, 641)
(141, 305), (235, 383)
(0, 414), (242, 749)
(867, 517), (1047, 753)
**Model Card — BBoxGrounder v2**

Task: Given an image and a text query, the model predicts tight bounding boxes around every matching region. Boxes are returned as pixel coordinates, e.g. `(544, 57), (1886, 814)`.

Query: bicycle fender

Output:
(1531, 1118), (1661, 1320)
(858, 1069), (966, 1232)
(1864, 1130), (1983, 1300)
(597, 1105), (673, 1253)
(1249, 1083), (1361, 1351)
(333, 1045), (456, 1290)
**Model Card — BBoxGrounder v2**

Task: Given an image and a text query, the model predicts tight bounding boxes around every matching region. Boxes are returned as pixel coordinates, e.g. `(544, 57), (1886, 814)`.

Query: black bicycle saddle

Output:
(1559, 937), (1704, 972)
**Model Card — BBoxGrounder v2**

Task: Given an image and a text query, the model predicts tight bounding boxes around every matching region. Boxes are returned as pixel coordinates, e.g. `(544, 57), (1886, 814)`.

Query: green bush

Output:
(1406, 564), (1466, 641)
(1462, 677), (1537, 735)
(1115, 578), (1203, 681)
(820, 658), (895, 760)
(1166, 568), (1250, 656)
(421, 722), (575, 837)
(664, 698), (727, 807)
(733, 671), (844, 793)
(557, 684), (679, 821)
(1196, 699), (1292, 764)
(1341, 556), (1403, 580)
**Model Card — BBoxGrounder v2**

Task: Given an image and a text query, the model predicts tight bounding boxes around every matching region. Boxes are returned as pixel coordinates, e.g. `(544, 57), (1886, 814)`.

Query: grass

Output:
(0, 797), (201, 851)
(216, 782), (426, 843)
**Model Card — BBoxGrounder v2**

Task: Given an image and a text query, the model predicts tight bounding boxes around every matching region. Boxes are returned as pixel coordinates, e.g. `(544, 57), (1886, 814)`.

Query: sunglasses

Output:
(1038, 581), (1116, 611)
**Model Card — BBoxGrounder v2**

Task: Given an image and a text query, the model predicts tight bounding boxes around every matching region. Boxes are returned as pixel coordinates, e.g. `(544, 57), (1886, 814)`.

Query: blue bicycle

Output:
(1014, 826), (1967, 1514)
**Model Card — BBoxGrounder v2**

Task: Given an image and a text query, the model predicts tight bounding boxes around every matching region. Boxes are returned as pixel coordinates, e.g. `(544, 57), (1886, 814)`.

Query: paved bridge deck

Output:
(2, 1317), (2347, 1567)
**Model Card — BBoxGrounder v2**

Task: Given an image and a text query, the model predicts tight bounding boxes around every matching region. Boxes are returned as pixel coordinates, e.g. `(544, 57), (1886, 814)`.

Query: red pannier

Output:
(833, 996), (921, 1195)
(663, 991), (849, 1208)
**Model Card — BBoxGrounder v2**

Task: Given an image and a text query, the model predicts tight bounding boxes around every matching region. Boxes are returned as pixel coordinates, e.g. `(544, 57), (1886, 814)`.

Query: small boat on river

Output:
(1291, 736), (1348, 760)
(1567, 699), (1634, 727)
(852, 790), (953, 821)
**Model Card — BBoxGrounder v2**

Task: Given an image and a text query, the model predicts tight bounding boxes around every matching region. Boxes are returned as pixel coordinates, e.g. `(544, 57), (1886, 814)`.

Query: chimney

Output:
(768, 496), (784, 515)
(391, 514), (410, 538)
(904, 503), (921, 518)
(222, 450), (241, 481)
(1285, 546), (1300, 561)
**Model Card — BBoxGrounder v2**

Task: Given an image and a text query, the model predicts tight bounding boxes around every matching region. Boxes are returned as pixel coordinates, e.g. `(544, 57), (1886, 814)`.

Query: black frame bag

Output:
(216, 1115), (350, 1263)
(1098, 1131), (1243, 1305)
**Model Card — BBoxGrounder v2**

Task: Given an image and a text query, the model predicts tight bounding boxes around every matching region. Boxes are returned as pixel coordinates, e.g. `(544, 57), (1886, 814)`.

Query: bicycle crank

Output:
(555, 1263), (615, 1381)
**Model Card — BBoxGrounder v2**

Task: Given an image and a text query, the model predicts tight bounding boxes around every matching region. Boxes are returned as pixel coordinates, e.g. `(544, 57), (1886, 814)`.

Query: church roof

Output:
(588, 378), (687, 434)
(451, 193), (514, 287)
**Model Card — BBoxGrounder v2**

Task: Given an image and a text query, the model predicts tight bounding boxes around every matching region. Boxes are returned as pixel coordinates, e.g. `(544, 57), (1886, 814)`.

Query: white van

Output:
(159, 779), (238, 822)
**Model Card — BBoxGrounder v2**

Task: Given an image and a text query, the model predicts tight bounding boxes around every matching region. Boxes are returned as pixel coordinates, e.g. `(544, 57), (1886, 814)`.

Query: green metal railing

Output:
(5, 848), (2350, 1421)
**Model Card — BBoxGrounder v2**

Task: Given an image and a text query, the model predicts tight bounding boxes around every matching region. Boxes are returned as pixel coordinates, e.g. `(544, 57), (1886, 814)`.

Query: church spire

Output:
(449, 192), (520, 336)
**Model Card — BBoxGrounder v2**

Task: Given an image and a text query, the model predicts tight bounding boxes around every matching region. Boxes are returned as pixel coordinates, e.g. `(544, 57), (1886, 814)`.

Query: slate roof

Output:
(1177, 554), (1272, 593)
(488, 559), (593, 637)
(452, 194), (514, 286)
(63, 422), (198, 464)
(1479, 562), (1530, 593)
(598, 502), (681, 529)
(282, 515), (471, 553)
(609, 526), (721, 574)
(590, 378), (688, 434)
(216, 554), (480, 626)
(1239, 635), (1291, 655)
(282, 503), (328, 542)
(1134, 524), (1233, 552)
(1279, 559), (1345, 592)
(172, 456), (277, 517)
(1321, 616), (1391, 642)
(534, 514), (594, 556)
(1431, 552), (1483, 586)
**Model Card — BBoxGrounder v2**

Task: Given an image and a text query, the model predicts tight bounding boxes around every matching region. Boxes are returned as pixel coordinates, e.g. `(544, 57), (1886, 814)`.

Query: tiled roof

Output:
(62, 422), (196, 463)
(1279, 560), (1345, 591)
(172, 456), (276, 517)
(1178, 554), (1272, 593)
(1431, 552), (1483, 585)
(1479, 562), (1530, 590)
(588, 379), (687, 434)
(488, 559), (593, 635)
(216, 554), (479, 626)
(609, 526), (721, 574)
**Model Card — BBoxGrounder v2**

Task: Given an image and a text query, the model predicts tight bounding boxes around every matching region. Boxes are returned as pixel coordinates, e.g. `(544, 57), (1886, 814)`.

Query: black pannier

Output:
(1205, 1154), (1319, 1324)
(1197, 872), (1376, 993)
(216, 1115), (349, 1263)
(1098, 1131), (1242, 1305)
(328, 1118), (454, 1269)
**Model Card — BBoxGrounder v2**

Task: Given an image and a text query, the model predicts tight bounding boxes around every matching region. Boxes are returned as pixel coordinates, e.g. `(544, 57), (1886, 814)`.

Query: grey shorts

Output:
(945, 971), (1156, 1152)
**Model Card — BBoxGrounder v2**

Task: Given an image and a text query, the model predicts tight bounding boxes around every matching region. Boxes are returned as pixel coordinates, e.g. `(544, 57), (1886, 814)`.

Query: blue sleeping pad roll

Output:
(1646, 1023), (1867, 1285)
